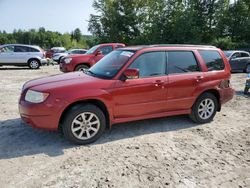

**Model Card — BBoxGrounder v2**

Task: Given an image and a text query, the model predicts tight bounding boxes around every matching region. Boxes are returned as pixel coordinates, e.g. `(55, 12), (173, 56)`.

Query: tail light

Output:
(219, 80), (231, 89)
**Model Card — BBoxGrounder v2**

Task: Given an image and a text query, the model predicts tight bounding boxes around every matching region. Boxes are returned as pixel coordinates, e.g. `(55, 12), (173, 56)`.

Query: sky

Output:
(0, 0), (96, 34)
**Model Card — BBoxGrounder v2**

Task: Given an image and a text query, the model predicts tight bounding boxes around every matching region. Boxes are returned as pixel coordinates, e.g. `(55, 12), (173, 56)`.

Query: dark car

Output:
(224, 50), (250, 72)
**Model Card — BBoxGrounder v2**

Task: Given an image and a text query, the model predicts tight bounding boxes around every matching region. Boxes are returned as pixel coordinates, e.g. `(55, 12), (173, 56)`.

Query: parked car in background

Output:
(0, 44), (47, 69)
(60, 43), (125, 72)
(224, 50), (250, 72)
(45, 47), (66, 59)
(52, 49), (87, 63)
(19, 45), (234, 144)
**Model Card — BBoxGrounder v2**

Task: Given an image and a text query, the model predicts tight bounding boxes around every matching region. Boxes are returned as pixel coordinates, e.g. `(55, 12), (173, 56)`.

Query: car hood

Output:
(23, 72), (101, 91)
(67, 54), (94, 59)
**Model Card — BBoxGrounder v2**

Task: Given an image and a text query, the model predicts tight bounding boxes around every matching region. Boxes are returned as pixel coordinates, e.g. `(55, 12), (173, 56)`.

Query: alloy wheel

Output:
(71, 112), (100, 140)
(198, 98), (215, 120)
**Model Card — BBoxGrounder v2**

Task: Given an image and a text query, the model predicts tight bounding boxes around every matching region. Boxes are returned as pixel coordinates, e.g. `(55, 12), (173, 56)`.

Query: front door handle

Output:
(154, 80), (165, 87)
(196, 76), (204, 82)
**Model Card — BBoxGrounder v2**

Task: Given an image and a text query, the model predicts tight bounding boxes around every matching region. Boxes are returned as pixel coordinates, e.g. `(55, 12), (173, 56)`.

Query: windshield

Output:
(88, 50), (135, 79)
(86, 45), (100, 54)
(223, 51), (233, 58)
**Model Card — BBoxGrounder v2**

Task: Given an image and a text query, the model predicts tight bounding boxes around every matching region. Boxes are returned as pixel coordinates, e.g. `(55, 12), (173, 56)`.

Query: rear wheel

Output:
(189, 93), (218, 123)
(75, 64), (89, 72)
(28, 59), (40, 69)
(62, 104), (106, 144)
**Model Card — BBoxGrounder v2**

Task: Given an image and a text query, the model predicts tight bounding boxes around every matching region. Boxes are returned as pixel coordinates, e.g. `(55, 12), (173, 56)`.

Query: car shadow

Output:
(0, 67), (31, 70)
(0, 115), (200, 159)
(235, 90), (250, 97)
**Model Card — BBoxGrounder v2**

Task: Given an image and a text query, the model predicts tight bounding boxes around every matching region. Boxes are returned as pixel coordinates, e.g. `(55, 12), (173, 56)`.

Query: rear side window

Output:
(199, 50), (225, 71)
(29, 47), (40, 52)
(14, 46), (29, 52)
(240, 52), (249, 57)
(168, 51), (200, 74)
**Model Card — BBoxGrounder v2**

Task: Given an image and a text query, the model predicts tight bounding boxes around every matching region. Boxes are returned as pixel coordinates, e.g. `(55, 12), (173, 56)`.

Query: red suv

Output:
(19, 45), (234, 144)
(60, 43), (125, 72)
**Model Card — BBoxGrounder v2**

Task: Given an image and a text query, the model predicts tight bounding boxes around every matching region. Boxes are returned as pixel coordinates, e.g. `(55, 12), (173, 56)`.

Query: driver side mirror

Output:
(96, 51), (103, 56)
(123, 68), (139, 80)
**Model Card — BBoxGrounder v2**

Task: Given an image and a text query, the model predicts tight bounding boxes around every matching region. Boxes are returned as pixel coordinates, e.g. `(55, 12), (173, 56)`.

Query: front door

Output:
(111, 51), (168, 118)
(0, 45), (15, 64)
(94, 45), (113, 62)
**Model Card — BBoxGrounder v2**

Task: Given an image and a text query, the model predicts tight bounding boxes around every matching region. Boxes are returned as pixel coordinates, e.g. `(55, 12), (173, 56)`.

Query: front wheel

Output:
(62, 104), (106, 144)
(28, 59), (40, 69)
(75, 64), (89, 72)
(189, 93), (218, 123)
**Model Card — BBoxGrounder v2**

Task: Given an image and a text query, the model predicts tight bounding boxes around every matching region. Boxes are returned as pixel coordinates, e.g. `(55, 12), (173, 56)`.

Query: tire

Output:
(58, 56), (63, 64)
(245, 64), (250, 73)
(28, 59), (40, 69)
(75, 64), (89, 72)
(189, 93), (218, 123)
(244, 87), (249, 95)
(62, 104), (106, 145)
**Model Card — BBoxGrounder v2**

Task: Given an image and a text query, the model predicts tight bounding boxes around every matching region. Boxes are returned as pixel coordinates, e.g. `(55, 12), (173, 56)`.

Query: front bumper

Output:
(40, 58), (48, 65)
(19, 99), (63, 131)
(60, 63), (73, 73)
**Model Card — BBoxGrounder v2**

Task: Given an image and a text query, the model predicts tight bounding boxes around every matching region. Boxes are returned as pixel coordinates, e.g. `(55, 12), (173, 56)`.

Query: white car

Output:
(52, 49), (87, 63)
(0, 44), (47, 69)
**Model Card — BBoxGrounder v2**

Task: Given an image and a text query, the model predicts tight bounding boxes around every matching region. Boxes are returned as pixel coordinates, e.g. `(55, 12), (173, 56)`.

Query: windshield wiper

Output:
(87, 70), (99, 77)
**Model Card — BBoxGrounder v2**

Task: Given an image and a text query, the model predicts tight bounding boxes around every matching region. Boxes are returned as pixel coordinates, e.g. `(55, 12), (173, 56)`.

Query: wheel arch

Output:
(27, 57), (41, 65)
(59, 99), (110, 131)
(74, 63), (90, 71)
(195, 89), (221, 111)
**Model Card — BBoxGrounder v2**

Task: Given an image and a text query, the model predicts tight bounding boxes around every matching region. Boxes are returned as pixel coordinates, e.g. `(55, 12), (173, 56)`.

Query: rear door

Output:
(166, 51), (204, 110)
(13, 45), (30, 64)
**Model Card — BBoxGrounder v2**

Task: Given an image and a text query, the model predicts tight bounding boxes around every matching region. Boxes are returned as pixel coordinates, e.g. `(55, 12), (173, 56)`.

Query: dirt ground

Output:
(0, 65), (249, 188)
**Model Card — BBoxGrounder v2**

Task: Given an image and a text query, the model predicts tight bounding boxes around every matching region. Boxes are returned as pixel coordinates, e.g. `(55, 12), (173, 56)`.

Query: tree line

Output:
(0, 28), (94, 49)
(89, 0), (250, 50)
(1, 0), (249, 50)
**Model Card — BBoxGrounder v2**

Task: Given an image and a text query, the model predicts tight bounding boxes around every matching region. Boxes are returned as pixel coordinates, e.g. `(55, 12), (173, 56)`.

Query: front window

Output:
(88, 50), (135, 79)
(129, 51), (166, 78)
(86, 45), (100, 54)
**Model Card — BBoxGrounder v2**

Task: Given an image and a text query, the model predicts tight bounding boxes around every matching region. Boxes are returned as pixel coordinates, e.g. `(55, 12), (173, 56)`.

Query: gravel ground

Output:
(0, 65), (249, 188)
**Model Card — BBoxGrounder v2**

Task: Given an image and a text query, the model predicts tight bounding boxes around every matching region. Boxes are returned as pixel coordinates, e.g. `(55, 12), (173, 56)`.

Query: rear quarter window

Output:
(199, 50), (225, 71)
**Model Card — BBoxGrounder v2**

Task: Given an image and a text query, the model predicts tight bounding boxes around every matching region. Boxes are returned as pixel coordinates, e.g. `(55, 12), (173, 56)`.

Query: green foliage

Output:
(0, 28), (91, 50)
(89, 0), (250, 49)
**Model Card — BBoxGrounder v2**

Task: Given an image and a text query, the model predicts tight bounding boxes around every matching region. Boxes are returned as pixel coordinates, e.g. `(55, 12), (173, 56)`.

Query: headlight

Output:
(25, 90), (49, 103)
(64, 58), (72, 64)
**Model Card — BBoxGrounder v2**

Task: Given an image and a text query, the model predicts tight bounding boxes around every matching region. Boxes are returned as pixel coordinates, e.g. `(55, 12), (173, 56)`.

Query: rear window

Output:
(168, 51), (200, 74)
(199, 50), (225, 71)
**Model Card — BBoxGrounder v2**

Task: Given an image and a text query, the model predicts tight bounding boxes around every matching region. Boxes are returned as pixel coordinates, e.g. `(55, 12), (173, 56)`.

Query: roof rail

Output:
(150, 44), (217, 48)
